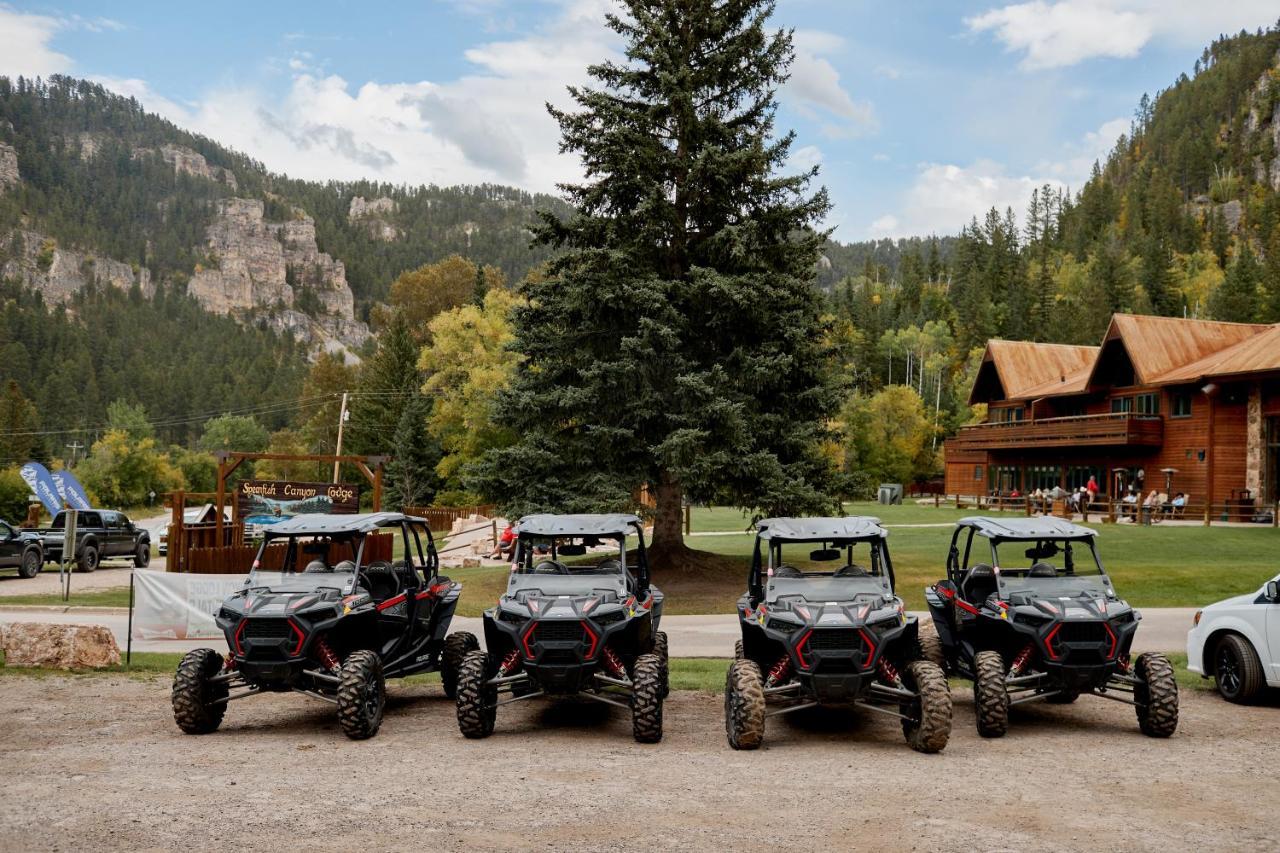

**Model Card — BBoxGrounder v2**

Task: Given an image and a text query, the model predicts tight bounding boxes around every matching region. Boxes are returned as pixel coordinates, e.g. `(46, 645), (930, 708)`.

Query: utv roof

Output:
(756, 517), (886, 541)
(516, 513), (643, 537)
(958, 516), (1097, 540)
(263, 512), (425, 536)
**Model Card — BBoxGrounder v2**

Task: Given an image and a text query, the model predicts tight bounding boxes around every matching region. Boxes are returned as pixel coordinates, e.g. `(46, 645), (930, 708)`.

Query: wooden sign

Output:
(236, 480), (361, 519)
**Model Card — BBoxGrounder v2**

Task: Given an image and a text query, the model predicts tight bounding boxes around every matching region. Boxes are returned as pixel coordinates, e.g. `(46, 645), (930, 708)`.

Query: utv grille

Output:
(808, 629), (861, 651)
(540, 649), (580, 665)
(593, 610), (626, 626)
(1056, 622), (1108, 644)
(242, 618), (293, 640)
(766, 618), (802, 634)
(535, 621), (585, 643)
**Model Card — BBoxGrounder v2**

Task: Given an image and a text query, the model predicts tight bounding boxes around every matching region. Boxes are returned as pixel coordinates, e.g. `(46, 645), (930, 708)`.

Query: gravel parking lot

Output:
(1, 675), (1277, 852)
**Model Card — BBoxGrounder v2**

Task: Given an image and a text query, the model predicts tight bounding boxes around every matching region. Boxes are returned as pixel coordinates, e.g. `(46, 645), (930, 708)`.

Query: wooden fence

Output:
(404, 505), (496, 534)
(936, 493), (1280, 527)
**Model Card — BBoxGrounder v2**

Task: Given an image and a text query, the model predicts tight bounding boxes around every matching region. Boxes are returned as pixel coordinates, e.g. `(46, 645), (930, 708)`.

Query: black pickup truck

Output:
(29, 509), (151, 572)
(0, 519), (44, 578)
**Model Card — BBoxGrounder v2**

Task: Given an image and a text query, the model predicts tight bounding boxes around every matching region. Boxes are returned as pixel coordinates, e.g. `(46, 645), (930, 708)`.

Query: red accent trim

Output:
(581, 620), (599, 659)
(376, 593), (408, 611)
(521, 623), (537, 659)
(287, 619), (306, 657)
(1043, 623), (1061, 660)
(996, 601), (1009, 610)
(794, 629), (813, 670)
(233, 620), (246, 656)
(858, 628), (877, 664)
(954, 598), (979, 615)
(938, 585), (955, 599)
(1103, 622), (1118, 659)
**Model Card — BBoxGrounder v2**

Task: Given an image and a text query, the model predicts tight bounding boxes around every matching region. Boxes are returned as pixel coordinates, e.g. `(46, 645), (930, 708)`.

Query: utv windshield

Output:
(765, 539), (893, 599)
(513, 534), (629, 577)
(245, 534), (361, 595)
(989, 537), (1110, 597)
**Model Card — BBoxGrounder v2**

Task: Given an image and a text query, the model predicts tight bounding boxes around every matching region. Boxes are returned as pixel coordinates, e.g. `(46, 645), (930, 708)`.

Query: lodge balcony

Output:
(947, 412), (1164, 452)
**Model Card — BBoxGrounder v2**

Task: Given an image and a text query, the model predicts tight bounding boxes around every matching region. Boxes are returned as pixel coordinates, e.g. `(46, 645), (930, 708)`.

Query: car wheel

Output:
(652, 631), (669, 698)
(77, 544), (98, 573)
(18, 548), (41, 579)
(134, 541), (150, 569)
(456, 650), (497, 739)
(631, 653), (664, 743)
(724, 658), (765, 750)
(1133, 652), (1178, 737)
(337, 650), (385, 740)
(973, 650), (1009, 738)
(901, 660), (952, 753)
(172, 648), (229, 734)
(440, 631), (480, 699)
(1213, 634), (1264, 704)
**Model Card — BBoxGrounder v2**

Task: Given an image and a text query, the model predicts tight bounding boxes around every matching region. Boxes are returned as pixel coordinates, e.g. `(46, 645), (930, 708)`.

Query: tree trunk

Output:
(651, 475), (685, 554)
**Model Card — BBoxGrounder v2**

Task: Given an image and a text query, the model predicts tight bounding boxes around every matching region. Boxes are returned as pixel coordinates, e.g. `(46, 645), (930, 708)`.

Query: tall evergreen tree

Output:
(1262, 225), (1280, 323)
(348, 311), (421, 456)
(472, 0), (840, 566)
(1139, 236), (1179, 316)
(1210, 242), (1261, 322)
(384, 394), (440, 511)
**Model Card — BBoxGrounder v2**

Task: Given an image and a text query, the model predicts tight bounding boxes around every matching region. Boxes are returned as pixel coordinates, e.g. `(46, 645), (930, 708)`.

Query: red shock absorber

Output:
(601, 646), (627, 679)
(315, 638), (340, 672)
(1116, 654), (1130, 674)
(223, 653), (236, 671)
(765, 656), (793, 688)
(1009, 642), (1035, 676)
(877, 657), (903, 688)
(496, 648), (522, 677)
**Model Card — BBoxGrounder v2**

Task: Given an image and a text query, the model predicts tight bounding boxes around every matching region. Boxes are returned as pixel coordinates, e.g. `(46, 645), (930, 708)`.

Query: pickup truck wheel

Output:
(18, 547), (42, 579)
(134, 542), (151, 568)
(77, 544), (98, 573)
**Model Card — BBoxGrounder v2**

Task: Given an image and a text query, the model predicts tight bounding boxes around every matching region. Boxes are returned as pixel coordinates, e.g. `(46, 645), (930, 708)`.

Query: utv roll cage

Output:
(511, 513), (650, 594)
(749, 516), (894, 603)
(945, 517), (1103, 582)
(249, 511), (439, 589)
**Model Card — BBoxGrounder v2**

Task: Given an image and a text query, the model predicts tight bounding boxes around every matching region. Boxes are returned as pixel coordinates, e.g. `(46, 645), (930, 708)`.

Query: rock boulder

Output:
(1, 622), (121, 670)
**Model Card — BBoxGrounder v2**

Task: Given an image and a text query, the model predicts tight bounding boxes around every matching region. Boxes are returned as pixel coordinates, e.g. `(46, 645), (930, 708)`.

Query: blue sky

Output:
(2, 1), (1277, 241)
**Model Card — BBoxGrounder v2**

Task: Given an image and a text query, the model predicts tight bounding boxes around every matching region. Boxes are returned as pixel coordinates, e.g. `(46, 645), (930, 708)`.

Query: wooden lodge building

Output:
(944, 314), (1280, 514)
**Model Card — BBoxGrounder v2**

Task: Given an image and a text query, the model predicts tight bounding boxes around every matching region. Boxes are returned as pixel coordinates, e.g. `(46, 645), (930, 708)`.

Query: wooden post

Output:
(169, 490), (184, 573)
(954, 494), (960, 509)
(1024, 497), (1031, 517)
(373, 463), (383, 511)
(934, 493), (939, 508)
(214, 458), (225, 565)
(1204, 388), (1216, 527)
(684, 503), (691, 536)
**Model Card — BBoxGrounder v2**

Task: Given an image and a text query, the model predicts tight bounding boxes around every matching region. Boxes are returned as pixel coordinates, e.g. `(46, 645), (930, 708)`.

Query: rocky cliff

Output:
(133, 144), (239, 190)
(0, 142), (18, 192)
(188, 198), (370, 357)
(1244, 57), (1280, 192)
(348, 195), (399, 242)
(1, 230), (153, 303)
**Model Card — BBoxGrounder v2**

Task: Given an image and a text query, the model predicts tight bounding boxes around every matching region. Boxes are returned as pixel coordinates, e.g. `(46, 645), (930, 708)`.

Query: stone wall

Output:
(1246, 383), (1263, 503)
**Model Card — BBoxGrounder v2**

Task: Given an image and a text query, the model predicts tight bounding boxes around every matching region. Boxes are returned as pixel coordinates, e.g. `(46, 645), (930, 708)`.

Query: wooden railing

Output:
(936, 493), (1279, 527)
(948, 412), (1164, 451)
(403, 505), (497, 534)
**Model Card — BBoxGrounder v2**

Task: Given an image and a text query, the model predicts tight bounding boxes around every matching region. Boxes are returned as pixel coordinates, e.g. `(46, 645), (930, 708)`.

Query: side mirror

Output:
(1267, 580), (1279, 602)
(809, 548), (840, 562)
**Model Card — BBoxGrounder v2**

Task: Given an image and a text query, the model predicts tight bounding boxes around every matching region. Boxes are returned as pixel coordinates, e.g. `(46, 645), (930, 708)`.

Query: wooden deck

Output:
(947, 412), (1164, 451)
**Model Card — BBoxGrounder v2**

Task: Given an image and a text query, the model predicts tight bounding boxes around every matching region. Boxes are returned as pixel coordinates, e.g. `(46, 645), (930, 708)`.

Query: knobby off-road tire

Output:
(18, 547), (41, 579)
(1134, 652), (1178, 737)
(456, 650), (497, 739)
(973, 650), (1009, 738)
(77, 544), (98, 573)
(631, 653), (664, 743)
(337, 650), (385, 740)
(440, 632), (480, 699)
(172, 648), (228, 734)
(734, 639), (745, 661)
(724, 658), (765, 750)
(902, 660), (951, 753)
(915, 621), (948, 673)
(134, 541), (150, 568)
(1213, 634), (1264, 704)
(653, 631), (670, 698)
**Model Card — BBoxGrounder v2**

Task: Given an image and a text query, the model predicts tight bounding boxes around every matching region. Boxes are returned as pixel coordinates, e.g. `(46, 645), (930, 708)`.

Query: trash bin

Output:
(878, 484), (903, 505)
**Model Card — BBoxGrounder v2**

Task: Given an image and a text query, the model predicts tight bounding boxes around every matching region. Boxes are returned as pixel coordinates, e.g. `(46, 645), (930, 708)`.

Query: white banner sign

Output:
(132, 569), (258, 640)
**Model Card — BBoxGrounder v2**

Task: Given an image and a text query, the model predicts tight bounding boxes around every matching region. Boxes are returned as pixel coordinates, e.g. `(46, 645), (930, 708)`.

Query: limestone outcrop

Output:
(0, 230), (153, 302)
(133, 144), (238, 189)
(0, 622), (121, 669)
(0, 142), (18, 192)
(348, 195), (399, 242)
(188, 198), (369, 352)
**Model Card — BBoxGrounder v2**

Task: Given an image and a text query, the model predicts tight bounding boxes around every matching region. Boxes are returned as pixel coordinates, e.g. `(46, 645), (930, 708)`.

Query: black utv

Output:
(725, 517), (951, 753)
(171, 512), (477, 740)
(454, 514), (668, 743)
(923, 517), (1177, 738)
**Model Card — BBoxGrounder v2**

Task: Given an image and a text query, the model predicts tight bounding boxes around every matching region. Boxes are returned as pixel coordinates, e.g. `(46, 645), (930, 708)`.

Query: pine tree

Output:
(1262, 225), (1280, 323)
(1210, 242), (1261, 322)
(471, 0), (840, 567)
(348, 311), (421, 456)
(384, 394), (440, 511)
(1140, 236), (1179, 316)
(473, 266), (489, 306)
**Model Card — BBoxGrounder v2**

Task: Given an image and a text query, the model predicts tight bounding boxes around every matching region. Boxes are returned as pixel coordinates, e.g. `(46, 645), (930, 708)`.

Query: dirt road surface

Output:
(1, 676), (1276, 852)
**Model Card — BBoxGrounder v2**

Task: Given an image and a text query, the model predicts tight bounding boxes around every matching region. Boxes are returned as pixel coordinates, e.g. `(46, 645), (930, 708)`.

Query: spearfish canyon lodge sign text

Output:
(236, 480), (361, 516)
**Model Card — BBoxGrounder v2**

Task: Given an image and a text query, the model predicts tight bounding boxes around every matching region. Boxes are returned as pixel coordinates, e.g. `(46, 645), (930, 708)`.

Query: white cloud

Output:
(788, 144), (824, 173)
(788, 29), (877, 137)
(873, 64), (901, 80)
(967, 0), (1279, 70)
(868, 115), (1129, 238)
(0, 7), (72, 78)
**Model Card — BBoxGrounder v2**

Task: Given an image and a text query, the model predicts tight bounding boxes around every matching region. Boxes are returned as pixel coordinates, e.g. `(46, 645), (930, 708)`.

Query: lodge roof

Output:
(971, 314), (1280, 404)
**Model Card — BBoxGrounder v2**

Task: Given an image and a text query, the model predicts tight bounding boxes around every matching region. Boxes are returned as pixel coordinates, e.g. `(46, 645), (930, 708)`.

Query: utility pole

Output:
(65, 441), (84, 467)
(332, 391), (349, 483)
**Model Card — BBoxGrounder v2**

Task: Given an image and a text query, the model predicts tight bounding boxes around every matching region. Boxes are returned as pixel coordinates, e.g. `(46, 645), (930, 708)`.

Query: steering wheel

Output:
(532, 560), (569, 575)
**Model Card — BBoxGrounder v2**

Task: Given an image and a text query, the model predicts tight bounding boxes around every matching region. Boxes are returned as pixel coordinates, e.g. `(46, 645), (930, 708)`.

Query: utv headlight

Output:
(498, 607), (526, 625)
(766, 618), (802, 634)
(1016, 611), (1051, 628)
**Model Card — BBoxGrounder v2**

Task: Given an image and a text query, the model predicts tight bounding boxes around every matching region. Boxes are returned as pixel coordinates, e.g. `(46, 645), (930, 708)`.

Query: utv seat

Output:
(594, 559), (622, 573)
(532, 560), (569, 575)
(362, 561), (402, 602)
(773, 564), (803, 578)
(834, 564), (869, 577)
(961, 564), (997, 603)
(1029, 562), (1057, 578)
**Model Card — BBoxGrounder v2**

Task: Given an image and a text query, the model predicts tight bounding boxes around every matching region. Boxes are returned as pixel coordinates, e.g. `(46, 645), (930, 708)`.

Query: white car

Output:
(1187, 573), (1280, 702)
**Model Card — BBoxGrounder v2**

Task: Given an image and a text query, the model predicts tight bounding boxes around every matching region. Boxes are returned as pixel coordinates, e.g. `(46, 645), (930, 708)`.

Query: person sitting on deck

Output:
(1171, 493), (1186, 518)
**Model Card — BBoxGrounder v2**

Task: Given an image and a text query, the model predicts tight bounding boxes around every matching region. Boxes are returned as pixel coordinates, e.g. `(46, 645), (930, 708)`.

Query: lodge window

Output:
(1110, 397), (1133, 414)
(1171, 392), (1192, 418)
(974, 465), (983, 481)
(1059, 401), (1086, 418)
(1135, 393), (1159, 415)
(997, 407), (1024, 423)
